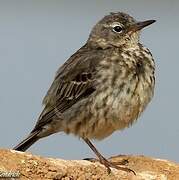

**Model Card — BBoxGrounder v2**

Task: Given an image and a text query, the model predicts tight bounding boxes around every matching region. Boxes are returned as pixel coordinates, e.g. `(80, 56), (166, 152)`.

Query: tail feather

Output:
(13, 131), (40, 151)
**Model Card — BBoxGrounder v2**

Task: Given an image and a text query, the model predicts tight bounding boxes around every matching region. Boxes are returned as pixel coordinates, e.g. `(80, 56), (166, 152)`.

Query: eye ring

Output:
(111, 22), (123, 33)
(112, 25), (123, 33)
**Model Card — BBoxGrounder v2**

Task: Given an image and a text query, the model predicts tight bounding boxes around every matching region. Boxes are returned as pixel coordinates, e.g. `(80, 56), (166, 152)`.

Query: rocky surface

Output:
(0, 149), (178, 179)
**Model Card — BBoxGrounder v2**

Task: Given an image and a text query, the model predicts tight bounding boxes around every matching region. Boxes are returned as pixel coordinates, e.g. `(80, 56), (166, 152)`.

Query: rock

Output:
(0, 149), (178, 179)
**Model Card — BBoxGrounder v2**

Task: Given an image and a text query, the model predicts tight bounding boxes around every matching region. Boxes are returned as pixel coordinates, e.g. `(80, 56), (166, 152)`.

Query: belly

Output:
(83, 93), (142, 139)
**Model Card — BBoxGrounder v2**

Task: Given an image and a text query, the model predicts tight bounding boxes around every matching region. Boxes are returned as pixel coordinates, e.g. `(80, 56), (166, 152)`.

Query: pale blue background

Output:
(0, 0), (178, 163)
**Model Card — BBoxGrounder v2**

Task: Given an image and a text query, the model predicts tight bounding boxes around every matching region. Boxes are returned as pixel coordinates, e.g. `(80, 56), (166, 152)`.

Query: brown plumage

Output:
(13, 12), (155, 173)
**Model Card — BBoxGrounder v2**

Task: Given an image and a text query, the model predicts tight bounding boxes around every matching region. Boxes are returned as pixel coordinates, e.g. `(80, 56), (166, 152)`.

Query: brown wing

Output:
(32, 45), (99, 131)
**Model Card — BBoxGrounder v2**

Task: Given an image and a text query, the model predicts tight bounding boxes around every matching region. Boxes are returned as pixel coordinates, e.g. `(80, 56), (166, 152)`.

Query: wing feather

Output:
(32, 45), (100, 131)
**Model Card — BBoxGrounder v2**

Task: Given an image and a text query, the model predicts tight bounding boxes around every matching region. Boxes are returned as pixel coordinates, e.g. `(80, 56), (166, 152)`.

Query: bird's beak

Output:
(129, 20), (156, 33)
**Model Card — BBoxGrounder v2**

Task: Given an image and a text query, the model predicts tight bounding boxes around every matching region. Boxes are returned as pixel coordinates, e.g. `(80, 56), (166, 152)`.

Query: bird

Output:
(13, 12), (155, 173)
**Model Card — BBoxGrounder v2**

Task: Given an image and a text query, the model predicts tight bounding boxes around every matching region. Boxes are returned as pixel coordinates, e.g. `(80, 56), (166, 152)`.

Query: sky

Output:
(0, 0), (179, 163)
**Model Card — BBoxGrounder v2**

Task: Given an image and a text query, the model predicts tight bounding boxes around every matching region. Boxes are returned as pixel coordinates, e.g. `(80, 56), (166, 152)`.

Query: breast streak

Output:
(84, 50), (154, 140)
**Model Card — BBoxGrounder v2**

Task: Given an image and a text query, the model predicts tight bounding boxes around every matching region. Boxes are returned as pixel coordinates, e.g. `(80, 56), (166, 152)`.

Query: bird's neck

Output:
(87, 38), (140, 51)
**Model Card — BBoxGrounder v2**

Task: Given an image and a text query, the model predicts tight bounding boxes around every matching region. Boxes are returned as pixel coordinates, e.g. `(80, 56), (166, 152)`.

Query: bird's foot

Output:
(99, 156), (135, 174)
(83, 157), (98, 162)
(84, 157), (135, 174)
(84, 157), (128, 165)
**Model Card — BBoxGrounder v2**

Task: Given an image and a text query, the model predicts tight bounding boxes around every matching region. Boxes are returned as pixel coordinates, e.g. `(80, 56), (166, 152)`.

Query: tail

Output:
(13, 131), (40, 151)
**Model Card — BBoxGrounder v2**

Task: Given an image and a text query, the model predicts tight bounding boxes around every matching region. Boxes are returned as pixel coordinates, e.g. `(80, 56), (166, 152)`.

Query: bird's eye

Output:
(112, 25), (123, 33)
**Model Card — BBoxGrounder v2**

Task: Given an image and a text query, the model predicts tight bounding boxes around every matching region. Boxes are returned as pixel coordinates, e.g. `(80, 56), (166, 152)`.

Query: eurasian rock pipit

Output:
(13, 12), (155, 173)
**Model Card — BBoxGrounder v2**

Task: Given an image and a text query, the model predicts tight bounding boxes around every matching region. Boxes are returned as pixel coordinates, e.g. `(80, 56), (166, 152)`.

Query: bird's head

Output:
(88, 12), (155, 49)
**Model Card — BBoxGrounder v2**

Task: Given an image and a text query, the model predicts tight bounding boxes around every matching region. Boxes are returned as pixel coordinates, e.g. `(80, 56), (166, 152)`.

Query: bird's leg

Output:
(83, 138), (135, 174)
